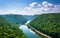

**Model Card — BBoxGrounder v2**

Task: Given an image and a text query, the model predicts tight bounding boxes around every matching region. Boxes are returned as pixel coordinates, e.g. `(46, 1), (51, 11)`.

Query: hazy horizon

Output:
(0, 0), (60, 15)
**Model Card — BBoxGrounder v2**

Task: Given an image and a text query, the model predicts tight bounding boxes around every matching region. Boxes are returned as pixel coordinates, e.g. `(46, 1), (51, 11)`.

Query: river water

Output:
(19, 21), (42, 38)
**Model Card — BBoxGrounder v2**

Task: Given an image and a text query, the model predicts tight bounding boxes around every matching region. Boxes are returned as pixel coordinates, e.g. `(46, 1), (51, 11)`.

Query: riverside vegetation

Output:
(0, 16), (26, 38)
(27, 13), (60, 38)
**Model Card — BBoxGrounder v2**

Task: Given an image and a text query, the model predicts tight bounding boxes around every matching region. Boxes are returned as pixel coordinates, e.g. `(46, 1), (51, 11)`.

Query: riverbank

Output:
(27, 25), (52, 38)
(20, 25), (42, 38)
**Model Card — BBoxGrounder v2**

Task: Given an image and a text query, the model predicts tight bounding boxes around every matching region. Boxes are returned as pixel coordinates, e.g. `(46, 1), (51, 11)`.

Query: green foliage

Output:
(1, 14), (27, 24)
(28, 13), (60, 38)
(23, 15), (37, 21)
(0, 16), (26, 38)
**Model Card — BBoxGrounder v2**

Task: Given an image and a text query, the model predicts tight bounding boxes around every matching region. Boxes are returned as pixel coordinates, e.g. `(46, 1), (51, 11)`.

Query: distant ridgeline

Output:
(0, 14), (37, 25)
(0, 16), (26, 38)
(23, 15), (37, 21)
(0, 14), (27, 25)
(27, 13), (60, 38)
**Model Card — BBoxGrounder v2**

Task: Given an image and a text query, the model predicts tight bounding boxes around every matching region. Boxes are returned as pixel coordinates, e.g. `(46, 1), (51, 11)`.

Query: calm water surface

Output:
(20, 25), (42, 38)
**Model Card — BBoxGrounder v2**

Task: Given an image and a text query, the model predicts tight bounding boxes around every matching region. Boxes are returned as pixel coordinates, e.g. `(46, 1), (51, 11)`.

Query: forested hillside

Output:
(23, 15), (37, 21)
(28, 13), (60, 38)
(0, 16), (26, 38)
(0, 14), (27, 24)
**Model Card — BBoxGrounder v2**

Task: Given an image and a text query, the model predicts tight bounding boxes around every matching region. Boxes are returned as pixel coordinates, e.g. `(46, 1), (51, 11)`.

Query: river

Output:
(19, 20), (42, 38)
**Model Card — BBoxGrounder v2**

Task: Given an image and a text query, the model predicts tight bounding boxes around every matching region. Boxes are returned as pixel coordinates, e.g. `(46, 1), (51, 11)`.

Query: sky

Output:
(0, 0), (60, 15)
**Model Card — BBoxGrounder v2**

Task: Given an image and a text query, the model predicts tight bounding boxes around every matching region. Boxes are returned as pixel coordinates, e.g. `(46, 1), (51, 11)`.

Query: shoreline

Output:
(27, 25), (52, 38)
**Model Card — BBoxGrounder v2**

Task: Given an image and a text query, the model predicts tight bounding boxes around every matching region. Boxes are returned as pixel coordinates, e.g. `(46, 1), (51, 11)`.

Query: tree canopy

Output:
(0, 16), (26, 38)
(28, 13), (60, 38)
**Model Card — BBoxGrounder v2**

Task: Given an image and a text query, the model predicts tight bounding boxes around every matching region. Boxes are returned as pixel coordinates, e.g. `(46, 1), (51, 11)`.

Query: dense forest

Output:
(0, 14), (27, 24)
(0, 16), (26, 38)
(27, 13), (60, 38)
(23, 15), (37, 21)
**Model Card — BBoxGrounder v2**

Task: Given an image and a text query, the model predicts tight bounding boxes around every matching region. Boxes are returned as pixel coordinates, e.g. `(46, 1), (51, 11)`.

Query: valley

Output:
(0, 13), (60, 38)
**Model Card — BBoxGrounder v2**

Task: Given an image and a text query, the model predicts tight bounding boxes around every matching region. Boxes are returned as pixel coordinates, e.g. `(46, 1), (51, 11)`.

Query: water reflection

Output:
(19, 25), (41, 38)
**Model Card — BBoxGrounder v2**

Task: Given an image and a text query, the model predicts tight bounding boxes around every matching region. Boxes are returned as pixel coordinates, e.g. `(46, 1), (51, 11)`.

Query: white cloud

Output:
(42, 1), (53, 7)
(24, 1), (60, 15)
(0, 1), (60, 15)
(29, 2), (38, 7)
(42, 1), (48, 5)
(24, 7), (32, 10)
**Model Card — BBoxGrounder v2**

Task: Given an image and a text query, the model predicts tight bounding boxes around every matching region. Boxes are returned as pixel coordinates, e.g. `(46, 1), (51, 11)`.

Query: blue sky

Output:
(0, 0), (60, 15)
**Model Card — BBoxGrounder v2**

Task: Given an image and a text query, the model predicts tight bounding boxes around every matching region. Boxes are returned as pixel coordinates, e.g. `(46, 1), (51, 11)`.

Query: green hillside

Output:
(0, 16), (26, 38)
(0, 14), (27, 24)
(27, 13), (60, 38)
(23, 15), (37, 21)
